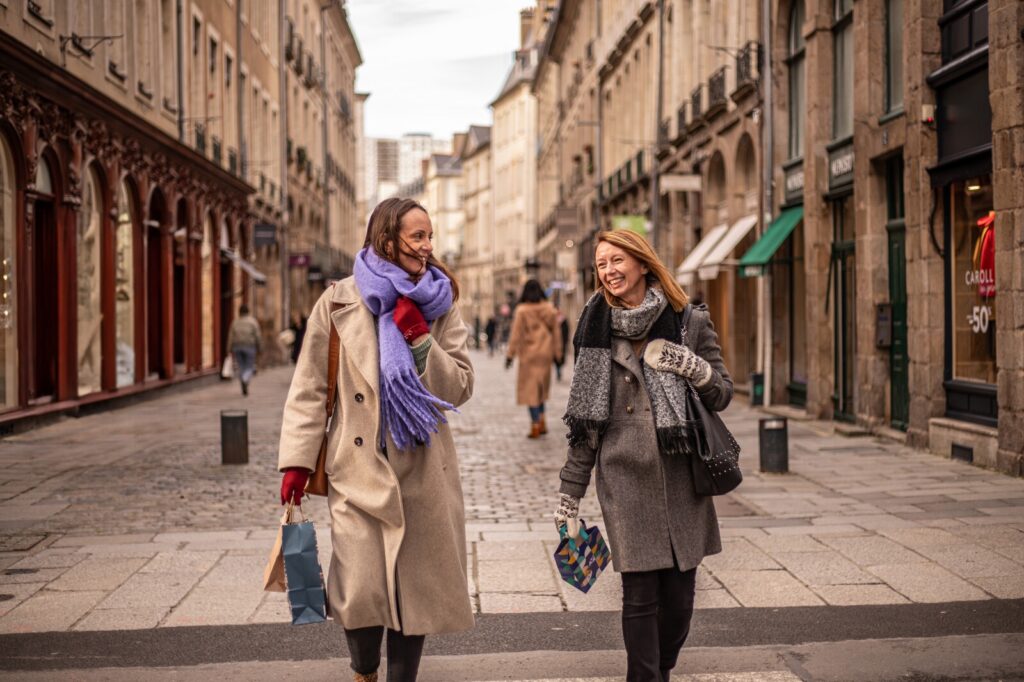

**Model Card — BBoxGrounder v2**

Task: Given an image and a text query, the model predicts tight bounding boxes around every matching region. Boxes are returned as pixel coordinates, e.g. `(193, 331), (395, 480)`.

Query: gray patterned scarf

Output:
(564, 287), (695, 456)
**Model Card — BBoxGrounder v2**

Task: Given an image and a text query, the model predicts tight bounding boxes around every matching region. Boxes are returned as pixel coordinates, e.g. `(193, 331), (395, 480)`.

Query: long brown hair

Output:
(364, 197), (460, 301)
(594, 229), (689, 312)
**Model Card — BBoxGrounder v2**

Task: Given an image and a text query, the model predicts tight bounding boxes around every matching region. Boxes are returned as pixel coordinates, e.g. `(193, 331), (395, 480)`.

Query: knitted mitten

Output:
(643, 338), (713, 387)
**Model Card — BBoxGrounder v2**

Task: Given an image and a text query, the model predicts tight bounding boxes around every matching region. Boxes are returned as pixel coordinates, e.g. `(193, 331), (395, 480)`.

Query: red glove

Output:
(394, 296), (429, 343)
(281, 468), (310, 505)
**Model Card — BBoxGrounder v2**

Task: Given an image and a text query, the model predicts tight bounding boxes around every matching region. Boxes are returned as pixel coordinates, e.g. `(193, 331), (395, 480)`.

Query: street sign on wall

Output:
(659, 173), (702, 193)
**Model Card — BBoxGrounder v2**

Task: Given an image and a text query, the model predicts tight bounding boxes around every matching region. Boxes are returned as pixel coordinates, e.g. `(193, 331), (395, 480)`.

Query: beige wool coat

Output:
(278, 277), (475, 636)
(506, 301), (563, 406)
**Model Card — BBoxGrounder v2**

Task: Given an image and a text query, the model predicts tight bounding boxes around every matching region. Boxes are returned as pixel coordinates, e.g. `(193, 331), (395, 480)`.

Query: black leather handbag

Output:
(679, 305), (743, 496)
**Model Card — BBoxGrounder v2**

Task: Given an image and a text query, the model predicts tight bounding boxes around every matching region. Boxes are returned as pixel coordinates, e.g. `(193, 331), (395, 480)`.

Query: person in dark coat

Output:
(555, 229), (733, 682)
(289, 313), (307, 364)
(484, 316), (497, 356)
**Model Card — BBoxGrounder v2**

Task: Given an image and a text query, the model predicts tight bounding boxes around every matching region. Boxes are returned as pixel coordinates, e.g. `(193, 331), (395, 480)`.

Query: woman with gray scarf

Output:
(555, 229), (733, 682)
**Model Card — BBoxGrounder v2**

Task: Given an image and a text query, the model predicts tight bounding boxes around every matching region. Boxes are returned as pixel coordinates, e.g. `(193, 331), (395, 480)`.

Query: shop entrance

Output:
(146, 191), (167, 380)
(30, 198), (58, 401)
(831, 195), (856, 421)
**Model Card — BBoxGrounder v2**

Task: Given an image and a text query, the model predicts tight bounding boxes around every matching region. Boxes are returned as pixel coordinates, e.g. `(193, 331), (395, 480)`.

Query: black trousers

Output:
(620, 565), (697, 682)
(344, 626), (425, 682)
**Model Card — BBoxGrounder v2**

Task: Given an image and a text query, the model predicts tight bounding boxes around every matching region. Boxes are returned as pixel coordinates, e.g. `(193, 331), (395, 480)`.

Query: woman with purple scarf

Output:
(277, 198), (475, 682)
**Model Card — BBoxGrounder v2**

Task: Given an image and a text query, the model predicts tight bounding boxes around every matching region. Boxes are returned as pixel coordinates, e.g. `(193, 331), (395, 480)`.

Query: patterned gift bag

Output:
(553, 519), (612, 593)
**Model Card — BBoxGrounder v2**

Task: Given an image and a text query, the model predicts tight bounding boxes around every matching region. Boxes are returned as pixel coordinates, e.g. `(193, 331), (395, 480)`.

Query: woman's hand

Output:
(281, 467), (311, 505)
(394, 296), (429, 344)
(553, 493), (580, 533)
(643, 338), (713, 387)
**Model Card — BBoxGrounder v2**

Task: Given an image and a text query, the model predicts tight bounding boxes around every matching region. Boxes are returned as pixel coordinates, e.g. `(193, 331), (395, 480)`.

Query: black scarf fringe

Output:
(563, 416), (608, 449)
(656, 424), (701, 457)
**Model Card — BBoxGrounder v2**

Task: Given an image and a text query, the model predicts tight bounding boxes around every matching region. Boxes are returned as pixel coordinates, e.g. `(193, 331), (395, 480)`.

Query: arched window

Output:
(0, 135), (18, 408)
(787, 0), (806, 159)
(115, 179), (136, 387)
(201, 212), (215, 368)
(35, 158), (53, 194)
(77, 166), (103, 396)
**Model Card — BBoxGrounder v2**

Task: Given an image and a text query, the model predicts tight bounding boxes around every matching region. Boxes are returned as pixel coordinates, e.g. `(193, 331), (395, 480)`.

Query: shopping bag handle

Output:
(282, 501), (307, 525)
(558, 518), (584, 548)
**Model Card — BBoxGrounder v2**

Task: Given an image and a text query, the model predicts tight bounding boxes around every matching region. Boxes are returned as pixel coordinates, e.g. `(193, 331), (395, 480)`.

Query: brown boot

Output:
(354, 673), (378, 682)
(538, 415), (548, 435)
(528, 422), (542, 439)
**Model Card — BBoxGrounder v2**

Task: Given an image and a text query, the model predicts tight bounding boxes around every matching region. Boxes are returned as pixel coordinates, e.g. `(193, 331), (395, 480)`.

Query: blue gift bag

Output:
(553, 519), (612, 593)
(280, 505), (327, 625)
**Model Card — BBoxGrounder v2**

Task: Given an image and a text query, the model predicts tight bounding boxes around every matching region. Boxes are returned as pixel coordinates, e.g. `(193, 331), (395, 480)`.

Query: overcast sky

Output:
(346, 0), (531, 141)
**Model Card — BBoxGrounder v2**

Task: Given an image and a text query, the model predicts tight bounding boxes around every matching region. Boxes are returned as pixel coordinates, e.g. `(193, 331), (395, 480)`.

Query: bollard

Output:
(221, 410), (249, 465)
(759, 417), (788, 473)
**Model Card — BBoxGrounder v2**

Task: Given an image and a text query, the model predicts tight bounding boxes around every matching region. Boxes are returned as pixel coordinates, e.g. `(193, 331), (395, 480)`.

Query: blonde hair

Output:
(594, 230), (689, 312)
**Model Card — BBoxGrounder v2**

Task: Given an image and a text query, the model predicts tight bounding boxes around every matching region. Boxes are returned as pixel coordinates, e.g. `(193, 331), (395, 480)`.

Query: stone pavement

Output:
(0, 350), (1023, 636)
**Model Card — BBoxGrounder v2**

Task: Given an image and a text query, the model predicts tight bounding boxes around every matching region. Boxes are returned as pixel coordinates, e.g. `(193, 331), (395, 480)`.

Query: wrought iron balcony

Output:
(736, 41), (760, 88)
(708, 67), (728, 112)
(690, 84), (703, 121)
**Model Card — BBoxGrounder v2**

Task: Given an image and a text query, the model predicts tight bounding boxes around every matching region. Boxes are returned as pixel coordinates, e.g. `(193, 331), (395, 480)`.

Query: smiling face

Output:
(391, 208), (434, 278)
(595, 240), (649, 307)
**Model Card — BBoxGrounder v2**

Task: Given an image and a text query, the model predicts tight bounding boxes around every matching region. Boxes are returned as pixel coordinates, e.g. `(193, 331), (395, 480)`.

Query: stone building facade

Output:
(492, 7), (547, 310)
(752, 0), (1022, 474)
(533, 0), (597, 327)
(282, 0), (360, 320)
(0, 1), (253, 422)
(0, 0), (360, 427)
(455, 126), (494, 335)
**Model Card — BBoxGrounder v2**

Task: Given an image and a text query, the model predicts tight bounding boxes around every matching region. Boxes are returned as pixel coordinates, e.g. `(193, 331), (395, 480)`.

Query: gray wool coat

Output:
(559, 304), (732, 573)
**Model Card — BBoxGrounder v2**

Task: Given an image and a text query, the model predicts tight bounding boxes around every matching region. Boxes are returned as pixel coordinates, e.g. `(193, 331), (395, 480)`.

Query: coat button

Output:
(355, 393), (364, 403)
(354, 437), (363, 446)
(626, 405), (634, 414)
(624, 375), (632, 383)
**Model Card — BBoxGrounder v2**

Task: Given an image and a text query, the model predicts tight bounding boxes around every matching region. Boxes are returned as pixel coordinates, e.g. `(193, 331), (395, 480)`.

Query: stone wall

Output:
(990, 0), (1024, 474)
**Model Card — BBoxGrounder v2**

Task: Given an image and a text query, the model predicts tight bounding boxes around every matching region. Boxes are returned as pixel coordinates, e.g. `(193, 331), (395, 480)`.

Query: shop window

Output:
(115, 180), (136, 387)
(0, 136), (17, 408)
(202, 214), (215, 369)
(787, 0), (806, 159)
(77, 167), (103, 396)
(884, 0), (904, 113)
(949, 176), (996, 384)
(832, 0), (854, 140)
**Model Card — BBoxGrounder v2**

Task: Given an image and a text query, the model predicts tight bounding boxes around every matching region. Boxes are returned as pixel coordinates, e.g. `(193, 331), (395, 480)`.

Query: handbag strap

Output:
(679, 303), (693, 346)
(325, 297), (341, 432)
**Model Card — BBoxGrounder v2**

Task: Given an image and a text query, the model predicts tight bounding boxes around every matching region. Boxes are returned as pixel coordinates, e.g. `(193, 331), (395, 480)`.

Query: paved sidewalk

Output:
(0, 350), (1022, 634)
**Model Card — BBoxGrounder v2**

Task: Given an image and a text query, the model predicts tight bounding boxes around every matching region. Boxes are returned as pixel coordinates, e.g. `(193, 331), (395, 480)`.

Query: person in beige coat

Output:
(278, 198), (474, 682)
(505, 279), (563, 438)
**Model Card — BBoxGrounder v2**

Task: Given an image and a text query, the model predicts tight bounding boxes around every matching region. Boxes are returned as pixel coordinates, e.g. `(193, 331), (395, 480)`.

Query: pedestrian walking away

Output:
(278, 197), (475, 682)
(484, 315), (497, 356)
(555, 229), (734, 682)
(227, 304), (262, 396)
(553, 307), (570, 381)
(289, 313), (307, 364)
(505, 279), (563, 439)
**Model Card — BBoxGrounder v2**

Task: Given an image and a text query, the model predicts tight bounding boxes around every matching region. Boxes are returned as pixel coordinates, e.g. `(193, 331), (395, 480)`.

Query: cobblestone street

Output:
(1, 350), (1024, 679)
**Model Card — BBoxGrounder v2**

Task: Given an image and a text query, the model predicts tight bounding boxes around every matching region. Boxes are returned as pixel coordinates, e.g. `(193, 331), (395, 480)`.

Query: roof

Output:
(491, 48), (538, 107)
(460, 125), (492, 158)
(431, 154), (462, 177)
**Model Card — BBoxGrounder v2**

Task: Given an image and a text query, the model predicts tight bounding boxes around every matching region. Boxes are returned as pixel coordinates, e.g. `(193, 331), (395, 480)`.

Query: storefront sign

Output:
(783, 161), (804, 203)
(289, 253), (310, 268)
(254, 222), (277, 247)
(660, 173), (702, 193)
(828, 144), (854, 190)
(611, 215), (649, 236)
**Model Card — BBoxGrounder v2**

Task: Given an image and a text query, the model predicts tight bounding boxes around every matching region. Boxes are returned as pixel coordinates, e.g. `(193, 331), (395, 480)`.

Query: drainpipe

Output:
(320, 4), (331, 251)
(760, 0), (774, 406)
(176, 0), (185, 141)
(279, 0), (290, 327)
(651, 0), (665, 258)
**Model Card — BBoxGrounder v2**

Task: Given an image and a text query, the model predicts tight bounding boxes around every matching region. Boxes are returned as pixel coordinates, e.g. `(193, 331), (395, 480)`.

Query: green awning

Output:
(738, 206), (804, 277)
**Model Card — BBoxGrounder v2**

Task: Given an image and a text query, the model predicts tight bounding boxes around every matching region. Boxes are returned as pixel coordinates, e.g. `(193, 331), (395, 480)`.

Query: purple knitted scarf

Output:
(354, 247), (455, 451)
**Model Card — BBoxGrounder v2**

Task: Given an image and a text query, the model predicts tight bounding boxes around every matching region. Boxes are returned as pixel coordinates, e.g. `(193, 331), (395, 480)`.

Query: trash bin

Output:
(221, 410), (249, 465)
(750, 372), (765, 407)
(758, 417), (788, 473)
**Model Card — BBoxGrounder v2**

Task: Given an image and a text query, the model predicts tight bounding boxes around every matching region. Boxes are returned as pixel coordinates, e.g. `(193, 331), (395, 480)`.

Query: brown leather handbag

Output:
(304, 303), (341, 497)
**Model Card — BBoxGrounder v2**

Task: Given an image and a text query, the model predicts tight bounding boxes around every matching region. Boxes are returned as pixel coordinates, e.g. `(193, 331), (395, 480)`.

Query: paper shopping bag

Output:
(553, 519), (611, 594)
(262, 511), (287, 593)
(281, 506), (327, 625)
